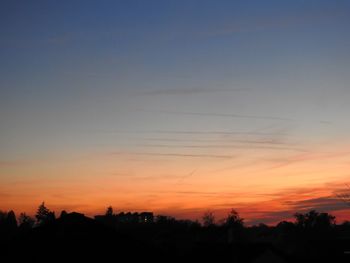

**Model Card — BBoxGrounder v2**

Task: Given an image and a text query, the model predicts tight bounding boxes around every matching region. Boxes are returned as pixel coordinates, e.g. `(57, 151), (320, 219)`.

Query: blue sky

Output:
(1, 0), (350, 221)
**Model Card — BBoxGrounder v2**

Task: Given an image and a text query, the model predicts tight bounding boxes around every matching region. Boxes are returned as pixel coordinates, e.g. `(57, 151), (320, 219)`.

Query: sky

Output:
(1, 0), (350, 224)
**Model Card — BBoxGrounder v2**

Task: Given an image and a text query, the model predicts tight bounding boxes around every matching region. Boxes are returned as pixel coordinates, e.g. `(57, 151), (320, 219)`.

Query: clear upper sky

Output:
(1, 0), (350, 223)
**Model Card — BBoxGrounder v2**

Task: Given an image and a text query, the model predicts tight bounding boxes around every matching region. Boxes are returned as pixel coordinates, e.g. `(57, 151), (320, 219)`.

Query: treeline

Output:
(0, 201), (348, 233)
(1, 202), (350, 263)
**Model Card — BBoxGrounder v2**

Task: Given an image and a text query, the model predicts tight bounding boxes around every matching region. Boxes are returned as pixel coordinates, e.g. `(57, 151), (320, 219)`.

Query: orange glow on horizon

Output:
(1, 142), (350, 225)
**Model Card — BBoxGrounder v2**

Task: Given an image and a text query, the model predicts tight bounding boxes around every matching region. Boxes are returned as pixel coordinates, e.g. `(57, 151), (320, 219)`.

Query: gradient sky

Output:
(1, 0), (350, 224)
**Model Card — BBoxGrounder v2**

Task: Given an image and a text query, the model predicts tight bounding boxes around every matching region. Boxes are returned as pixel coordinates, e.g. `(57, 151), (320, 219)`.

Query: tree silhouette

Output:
(224, 209), (244, 228)
(202, 211), (215, 227)
(0, 210), (7, 234)
(0, 210), (17, 228)
(224, 210), (244, 243)
(6, 210), (17, 229)
(36, 202), (55, 225)
(60, 210), (68, 218)
(18, 213), (35, 229)
(105, 206), (113, 216)
(0, 210), (6, 221)
(0, 210), (17, 237)
(294, 210), (335, 229)
(155, 215), (176, 224)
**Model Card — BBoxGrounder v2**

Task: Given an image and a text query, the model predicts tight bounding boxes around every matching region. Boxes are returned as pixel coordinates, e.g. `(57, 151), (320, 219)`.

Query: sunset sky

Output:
(1, 0), (350, 224)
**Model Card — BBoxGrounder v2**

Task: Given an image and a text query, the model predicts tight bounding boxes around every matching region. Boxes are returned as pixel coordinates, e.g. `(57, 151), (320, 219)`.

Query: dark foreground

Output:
(1, 211), (350, 263)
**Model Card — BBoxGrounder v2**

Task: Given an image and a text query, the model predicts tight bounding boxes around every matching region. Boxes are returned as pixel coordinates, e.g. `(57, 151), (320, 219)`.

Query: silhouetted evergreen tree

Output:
(6, 210), (17, 229)
(35, 202), (55, 225)
(0, 210), (17, 238)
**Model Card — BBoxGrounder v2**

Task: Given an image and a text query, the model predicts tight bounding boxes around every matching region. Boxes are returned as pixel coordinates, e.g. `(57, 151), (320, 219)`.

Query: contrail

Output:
(177, 169), (196, 184)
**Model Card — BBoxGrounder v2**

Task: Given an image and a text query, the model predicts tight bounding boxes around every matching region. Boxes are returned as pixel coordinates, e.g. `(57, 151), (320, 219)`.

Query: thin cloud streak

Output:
(201, 8), (348, 37)
(149, 130), (286, 136)
(140, 109), (294, 121)
(176, 169), (197, 184)
(0, 160), (28, 167)
(141, 138), (290, 145)
(137, 144), (307, 152)
(93, 129), (286, 136)
(284, 196), (347, 212)
(265, 151), (350, 171)
(135, 87), (248, 96)
(111, 152), (234, 159)
(157, 182), (350, 224)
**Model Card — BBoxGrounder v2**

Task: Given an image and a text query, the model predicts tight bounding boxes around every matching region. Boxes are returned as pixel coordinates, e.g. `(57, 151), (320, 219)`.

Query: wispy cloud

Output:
(201, 8), (348, 37)
(155, 182), (350, 224)
(176, 169), (196, 184)
(0, 192), (11, 198)
(247, 183), (350, 224)
(136, 143), (306, 152)
(285, 196), (346, 212)
(248, 197), (348, 225)
(265, 151), (350, 171)
(140, 109), (294, 121)
(135, 87), (248, 96)
(0, 160), (27, 167)
(94, 129), (286, 136)
(141, 138), (287, 144)
(333, 184), (350, 206)
(111, 152), (233, 159)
